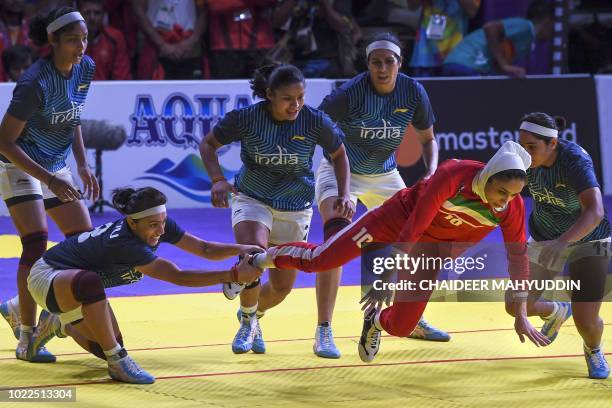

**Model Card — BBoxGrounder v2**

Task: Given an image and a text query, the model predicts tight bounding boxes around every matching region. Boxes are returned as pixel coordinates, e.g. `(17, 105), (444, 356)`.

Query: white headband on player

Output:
(519, 121), (558, 138)
(128, 205), (167, 220)
(46, 11), (85, 34)
(366, 40), (402, 58)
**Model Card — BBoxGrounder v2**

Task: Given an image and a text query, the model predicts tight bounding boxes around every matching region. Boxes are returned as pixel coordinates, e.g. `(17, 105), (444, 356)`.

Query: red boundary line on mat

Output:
(1, 324), (610, 360)
(1, 352), (609, 390)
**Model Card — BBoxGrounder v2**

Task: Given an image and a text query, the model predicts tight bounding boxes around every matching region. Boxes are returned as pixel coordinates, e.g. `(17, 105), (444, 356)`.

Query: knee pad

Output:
(19, 232), (48, 268)
(245, 278), (261, 290)
(324, 217), (351, 241)
(71, 270), (106, 305)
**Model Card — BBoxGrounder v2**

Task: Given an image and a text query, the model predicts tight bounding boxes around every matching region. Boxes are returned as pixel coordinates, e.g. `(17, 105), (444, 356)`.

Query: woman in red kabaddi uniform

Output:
(252, 141), (551, 361)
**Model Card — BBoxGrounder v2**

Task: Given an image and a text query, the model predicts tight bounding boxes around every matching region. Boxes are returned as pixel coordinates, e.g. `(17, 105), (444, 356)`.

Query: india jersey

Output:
(528, 139), (610, 242)
(3, 55), (95, 172)
(43, 217), (185, 288)
(319, 72), (434, 175)
(213, 102), (344, 211)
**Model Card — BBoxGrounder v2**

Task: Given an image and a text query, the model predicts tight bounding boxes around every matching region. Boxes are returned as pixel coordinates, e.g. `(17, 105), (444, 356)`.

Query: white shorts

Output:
(231, 193), (313, 245)
(315, 159), (406, 210)
(27, 258), (83, 325)
(0, 163), (76, 206)
(528, 236), (612, 273)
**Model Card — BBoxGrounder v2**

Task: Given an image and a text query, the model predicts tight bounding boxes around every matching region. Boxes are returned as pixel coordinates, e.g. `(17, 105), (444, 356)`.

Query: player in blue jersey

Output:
(0, 7), (99, 364)
(22, 186), (262, 383)
(199, 63), (353, 355)
(504, 112), (611, 379)
(311, 32), (448, 358)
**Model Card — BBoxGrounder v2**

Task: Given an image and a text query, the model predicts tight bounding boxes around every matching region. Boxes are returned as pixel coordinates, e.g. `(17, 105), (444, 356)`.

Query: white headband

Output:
(520, 121), (558, 138)
(366, 40), (401, 58)
(128, 205), (167, 220)
(47, 11), (85, 34)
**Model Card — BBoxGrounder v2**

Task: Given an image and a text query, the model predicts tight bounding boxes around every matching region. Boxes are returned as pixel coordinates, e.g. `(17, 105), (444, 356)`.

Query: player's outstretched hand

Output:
(514, 316), (550, 347)
(359, 286), (392, 313)
(235, 255), (263, 283)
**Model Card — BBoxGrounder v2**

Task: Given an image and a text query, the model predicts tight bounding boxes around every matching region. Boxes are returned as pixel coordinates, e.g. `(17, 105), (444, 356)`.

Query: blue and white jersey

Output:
(528, 139), (610, 242)
(43, 217), (185, 288)
(213, 102), (344, 211)
(1, 55), (95, 172)
(320, 72), (434, 175)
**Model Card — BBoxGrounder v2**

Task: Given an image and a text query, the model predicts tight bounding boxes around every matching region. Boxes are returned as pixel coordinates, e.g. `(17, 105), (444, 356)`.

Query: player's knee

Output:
(574, 315), (602, 335)
(19, 232), (48, 268)
(323, 217), (351, 241)
(270, 280), (293, 298)
(71, 270), (106, 305)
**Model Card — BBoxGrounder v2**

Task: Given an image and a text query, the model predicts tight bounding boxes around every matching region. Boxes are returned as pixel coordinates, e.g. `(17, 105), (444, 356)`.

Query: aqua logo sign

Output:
(128, 93), (252, 149)
(136, 154), (238, 203)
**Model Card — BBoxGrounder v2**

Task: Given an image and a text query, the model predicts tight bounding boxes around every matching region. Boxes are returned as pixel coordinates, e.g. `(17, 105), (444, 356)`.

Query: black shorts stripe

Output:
(5, 194), (42, 207)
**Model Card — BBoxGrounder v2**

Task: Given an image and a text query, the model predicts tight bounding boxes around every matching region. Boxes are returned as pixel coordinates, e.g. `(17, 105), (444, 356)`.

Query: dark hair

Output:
(366, 32), (403, 61)
(250, 63), (305, 100)
(527, 0), (554, 23)
(29, 6), (82, 46)
(112, 187), (167, 216)
(520, 112), (566, 144)
(489, 169), (528, 184)
(1, 45), (33, 73)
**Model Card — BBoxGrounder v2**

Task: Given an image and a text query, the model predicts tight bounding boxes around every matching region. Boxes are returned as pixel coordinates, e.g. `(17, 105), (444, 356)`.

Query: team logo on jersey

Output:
(78, 84), (89, 90)
(531, 187), (566, 207)
(254, 146), (299, 165)
(360, 119), (401, 140)
(292, 135), (306, 141)
(393, 108), (408, 113)
(555, 182), (567, 188)
(51, 101), (84, 125)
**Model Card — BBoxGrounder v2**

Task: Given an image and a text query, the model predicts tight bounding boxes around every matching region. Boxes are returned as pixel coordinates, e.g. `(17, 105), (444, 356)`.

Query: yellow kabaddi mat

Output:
(0, 287), (611, 408)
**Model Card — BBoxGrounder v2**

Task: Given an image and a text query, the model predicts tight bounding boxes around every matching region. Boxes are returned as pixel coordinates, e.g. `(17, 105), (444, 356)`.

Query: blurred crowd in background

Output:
(1, 0), (611, 82)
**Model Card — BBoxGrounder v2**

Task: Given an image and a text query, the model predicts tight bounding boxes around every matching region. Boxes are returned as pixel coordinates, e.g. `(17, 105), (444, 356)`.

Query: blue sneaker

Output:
(408, 317), (451, 342)
(252, 320), (266, 354)
(235, 309), (265, 354)
(108, 348), (155, 384)
(0, 298), (20, 340)
(22, 310), (64, 363)
(232, 313), (258, 354)
(584, 346), (610, 379)
(313, 323), (340, 359)
(541, 302), (572, 343)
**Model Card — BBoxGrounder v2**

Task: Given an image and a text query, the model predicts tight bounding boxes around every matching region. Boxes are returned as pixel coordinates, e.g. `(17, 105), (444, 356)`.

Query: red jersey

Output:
(86, 26), (131, 80)
(388, 159), (528, 279)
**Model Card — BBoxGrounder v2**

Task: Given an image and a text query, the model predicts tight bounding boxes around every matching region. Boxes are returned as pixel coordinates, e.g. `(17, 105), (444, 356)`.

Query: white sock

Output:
(373, 310), (383, 331)
(103, 343), (122, 359)
(584, 343), (601, 353)
(543, 302), (559, 320)
(240, 304), (258, 316)
(253, 252), (274, 269)
(17, 326), (33, 348)
(20, 324), (33, 334)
